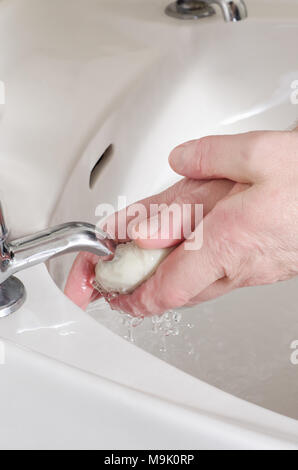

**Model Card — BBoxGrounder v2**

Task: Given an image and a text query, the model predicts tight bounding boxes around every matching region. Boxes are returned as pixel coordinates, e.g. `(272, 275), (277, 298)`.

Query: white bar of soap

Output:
(95, 242), (171, 294)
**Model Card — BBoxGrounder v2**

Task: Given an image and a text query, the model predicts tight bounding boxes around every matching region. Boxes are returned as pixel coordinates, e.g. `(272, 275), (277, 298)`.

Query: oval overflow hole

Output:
(89, 144), (114, 189)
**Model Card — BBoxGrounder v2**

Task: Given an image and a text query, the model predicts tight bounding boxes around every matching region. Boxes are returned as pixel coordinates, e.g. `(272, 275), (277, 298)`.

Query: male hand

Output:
(111, 130), (298, 316)
(64, 178), (234, 309)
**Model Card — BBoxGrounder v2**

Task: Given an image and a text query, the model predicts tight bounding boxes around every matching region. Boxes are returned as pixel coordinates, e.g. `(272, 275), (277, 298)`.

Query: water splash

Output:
(92, 279), (193, 352)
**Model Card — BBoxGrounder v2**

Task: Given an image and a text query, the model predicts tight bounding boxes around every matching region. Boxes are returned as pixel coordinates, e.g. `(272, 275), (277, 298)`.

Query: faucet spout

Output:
(0, 201), (115, 316)
(0, 222), (115, 285)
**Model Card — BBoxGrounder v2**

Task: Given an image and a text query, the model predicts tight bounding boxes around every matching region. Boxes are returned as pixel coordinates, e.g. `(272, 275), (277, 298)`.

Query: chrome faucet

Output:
(165, 0), (247, 22)
(0, 203), (114, 317)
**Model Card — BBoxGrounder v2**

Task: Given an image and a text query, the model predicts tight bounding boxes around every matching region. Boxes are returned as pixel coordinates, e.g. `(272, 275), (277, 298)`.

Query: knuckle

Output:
(158, 284), (190, 310)
(242, 131), (286, 175)
(196, 137), (213, 175)
(242, 132), (267, 165)
(207, 207), (245, 278)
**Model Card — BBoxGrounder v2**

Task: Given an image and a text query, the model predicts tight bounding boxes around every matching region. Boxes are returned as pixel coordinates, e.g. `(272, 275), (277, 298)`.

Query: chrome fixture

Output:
(165, 0), (247, 22)
(0, 203), (114, 317)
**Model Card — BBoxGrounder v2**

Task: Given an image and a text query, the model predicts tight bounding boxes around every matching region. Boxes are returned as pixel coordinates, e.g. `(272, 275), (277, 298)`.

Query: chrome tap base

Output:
(0, 276), (26, 318)
(165, 1), (215, 20)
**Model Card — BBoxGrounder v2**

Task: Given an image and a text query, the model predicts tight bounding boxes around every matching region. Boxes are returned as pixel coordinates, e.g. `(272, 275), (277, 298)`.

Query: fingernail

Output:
(169, 141), (194, 172)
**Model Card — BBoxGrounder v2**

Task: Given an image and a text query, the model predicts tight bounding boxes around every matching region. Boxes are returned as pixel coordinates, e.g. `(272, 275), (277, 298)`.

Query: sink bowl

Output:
(49, 4), (298, 421)
(1, 0), (298, 450)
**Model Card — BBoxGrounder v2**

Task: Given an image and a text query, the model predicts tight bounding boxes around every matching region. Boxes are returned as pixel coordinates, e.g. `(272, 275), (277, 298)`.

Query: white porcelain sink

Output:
(0, 0), (298, 450)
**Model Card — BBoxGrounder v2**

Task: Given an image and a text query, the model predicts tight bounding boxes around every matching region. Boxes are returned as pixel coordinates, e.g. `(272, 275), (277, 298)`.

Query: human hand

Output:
(64, 177), (234, 309)
(111, 130), (298, 316)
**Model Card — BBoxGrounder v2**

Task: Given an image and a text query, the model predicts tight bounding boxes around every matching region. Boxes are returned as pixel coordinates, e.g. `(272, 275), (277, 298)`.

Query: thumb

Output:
(169, 132), (273, 183)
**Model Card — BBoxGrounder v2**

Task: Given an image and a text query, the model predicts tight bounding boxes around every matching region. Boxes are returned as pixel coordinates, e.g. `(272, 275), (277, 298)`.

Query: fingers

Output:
(134, 179), (234, 249)
(101, 178), (231, 245)
(109, 209), (226, 316)
(100, 181), (186, 243)
(169, 131), (278, 183)
(65, 179), (235, 311)
(64, 252), (100, 310)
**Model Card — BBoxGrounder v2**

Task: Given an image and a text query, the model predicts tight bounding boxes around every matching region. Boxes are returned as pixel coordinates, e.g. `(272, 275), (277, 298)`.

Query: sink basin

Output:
(0, 0), (298, 450)
(49, 1), (298, 419)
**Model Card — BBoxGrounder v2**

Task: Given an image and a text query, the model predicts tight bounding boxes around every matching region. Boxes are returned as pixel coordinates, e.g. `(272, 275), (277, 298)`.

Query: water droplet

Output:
(92, 281), (193, 353)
